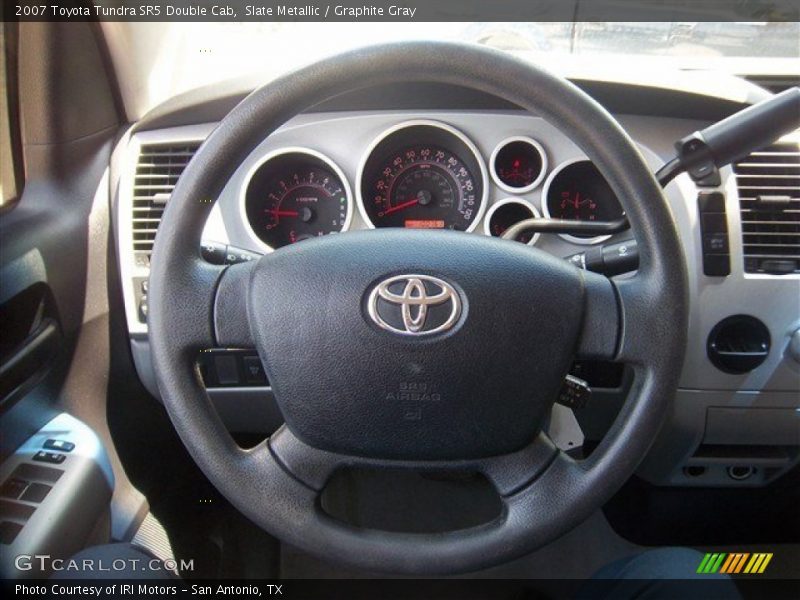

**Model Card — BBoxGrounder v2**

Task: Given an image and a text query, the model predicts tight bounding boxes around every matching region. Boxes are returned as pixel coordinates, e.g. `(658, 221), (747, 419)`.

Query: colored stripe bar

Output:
(744, 554), (760, 574)
(701, 551), (773, 575)
(719, 554), (736, 574)
(701, 553), (727, 574)
(732, 553), (750, 574)
(757, 554), (773, 574)
(721, 553), (748, 574)
(697, 553), (713, 574)
(704, 553), (720, 573)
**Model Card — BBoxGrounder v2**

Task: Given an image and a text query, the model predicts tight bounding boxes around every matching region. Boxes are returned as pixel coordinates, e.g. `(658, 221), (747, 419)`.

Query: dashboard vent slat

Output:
(131, 142), (201, 260)
(734, 141), (800, 274)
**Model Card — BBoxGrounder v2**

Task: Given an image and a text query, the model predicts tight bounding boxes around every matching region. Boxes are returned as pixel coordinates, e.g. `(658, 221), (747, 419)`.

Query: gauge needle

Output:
(267, 209), (299, 217)
(382, 198), (419, 215)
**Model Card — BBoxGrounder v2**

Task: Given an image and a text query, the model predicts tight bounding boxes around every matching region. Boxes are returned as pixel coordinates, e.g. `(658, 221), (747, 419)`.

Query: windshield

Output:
(103, 21), (800, 118)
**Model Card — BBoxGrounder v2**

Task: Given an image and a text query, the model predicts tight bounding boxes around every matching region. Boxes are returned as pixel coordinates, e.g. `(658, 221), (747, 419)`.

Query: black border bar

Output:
(7, 0), (800, 22)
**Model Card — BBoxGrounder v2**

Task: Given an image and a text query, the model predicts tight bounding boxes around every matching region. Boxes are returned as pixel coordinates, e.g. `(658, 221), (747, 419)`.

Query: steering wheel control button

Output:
(197, 350), (268, 388)
(225, 246), (261, 265)
(242, 356), (268, 385)
(43, 439), (74, 452)
(367, 274), (461, 336)
(698, 193), (731, 277)
(201, 240), (227, 265)
(214, 355), (240, 385)
(33, 451), (66, 465)
(556, 375), (591, 409)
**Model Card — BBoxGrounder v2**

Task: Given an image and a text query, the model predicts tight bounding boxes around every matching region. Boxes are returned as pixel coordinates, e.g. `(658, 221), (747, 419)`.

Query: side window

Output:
(0, 23), (22, 211)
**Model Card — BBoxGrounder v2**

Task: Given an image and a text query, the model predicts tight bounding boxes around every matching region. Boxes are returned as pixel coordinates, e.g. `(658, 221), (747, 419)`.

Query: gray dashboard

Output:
(112, 106), (800, 488)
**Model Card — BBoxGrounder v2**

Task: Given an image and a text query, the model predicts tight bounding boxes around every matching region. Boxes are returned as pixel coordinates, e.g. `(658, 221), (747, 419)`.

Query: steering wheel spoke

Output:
(612, 272), (683, 365)
(269, 425), (559, 497)
(150, 256), (226, 353)
(214, 260), (256, 347)
(575, 269), (621, 361)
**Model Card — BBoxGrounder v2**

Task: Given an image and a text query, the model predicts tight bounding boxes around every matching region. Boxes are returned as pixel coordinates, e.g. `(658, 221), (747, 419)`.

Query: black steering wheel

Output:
(148, 42), (687, 575)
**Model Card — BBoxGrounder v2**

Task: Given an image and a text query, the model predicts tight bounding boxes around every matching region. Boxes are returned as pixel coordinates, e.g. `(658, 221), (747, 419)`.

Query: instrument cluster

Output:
(241, 119), (623, 249)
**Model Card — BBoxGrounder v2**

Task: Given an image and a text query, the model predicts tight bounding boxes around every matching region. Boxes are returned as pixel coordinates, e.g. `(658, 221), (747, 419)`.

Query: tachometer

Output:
(358, 121), (487, 231)
(243, 149), (352, 250)
(542, 159), (625, 244)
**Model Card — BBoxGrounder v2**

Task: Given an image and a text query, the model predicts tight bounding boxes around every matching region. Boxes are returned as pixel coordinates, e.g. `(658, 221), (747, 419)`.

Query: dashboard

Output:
(111, 81), (800, 490)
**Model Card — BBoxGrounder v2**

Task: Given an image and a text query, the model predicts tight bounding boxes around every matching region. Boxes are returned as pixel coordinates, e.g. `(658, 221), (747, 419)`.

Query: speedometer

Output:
(358, 121), (487, 231)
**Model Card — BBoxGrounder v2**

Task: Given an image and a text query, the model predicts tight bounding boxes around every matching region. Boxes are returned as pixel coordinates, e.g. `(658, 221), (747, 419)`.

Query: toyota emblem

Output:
(367, 274), (462, 336)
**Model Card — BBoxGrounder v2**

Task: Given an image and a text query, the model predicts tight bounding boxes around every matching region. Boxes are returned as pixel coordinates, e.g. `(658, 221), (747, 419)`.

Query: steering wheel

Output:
(148, 42), (687, 575)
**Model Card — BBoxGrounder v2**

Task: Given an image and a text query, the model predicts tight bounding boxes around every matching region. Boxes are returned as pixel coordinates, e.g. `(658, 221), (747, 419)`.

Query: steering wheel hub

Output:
(248, 229), (585, 460)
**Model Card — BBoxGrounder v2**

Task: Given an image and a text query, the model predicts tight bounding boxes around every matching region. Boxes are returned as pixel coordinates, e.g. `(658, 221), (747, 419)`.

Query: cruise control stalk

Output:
(565, 238), (639, 276)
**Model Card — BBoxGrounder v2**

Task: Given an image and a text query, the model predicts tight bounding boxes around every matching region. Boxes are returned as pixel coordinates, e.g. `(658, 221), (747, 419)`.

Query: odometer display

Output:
(359, 122), (487, 232)
(244, 150), (351, 249)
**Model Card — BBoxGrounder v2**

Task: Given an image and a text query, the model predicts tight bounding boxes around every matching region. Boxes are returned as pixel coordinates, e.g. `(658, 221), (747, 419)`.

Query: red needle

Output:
(573, 191), (581, 210)
(267, 209), (299, 217)
(382, 198), (419, 216)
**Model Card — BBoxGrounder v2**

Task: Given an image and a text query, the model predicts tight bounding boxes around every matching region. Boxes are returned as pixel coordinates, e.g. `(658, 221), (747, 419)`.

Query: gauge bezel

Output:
(356, 120), (489, 233)
(541, 157), (619, 246)
(489, 136), (548, 194)
(483, 197), (542, 246)
(239, 147), (354, 252)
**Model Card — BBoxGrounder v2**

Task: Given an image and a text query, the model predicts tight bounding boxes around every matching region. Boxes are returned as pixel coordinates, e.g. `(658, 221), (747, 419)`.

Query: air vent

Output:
(707, 315), (770, 374)
(734, 140), (800, 274)
(132, 142), (201, 262)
